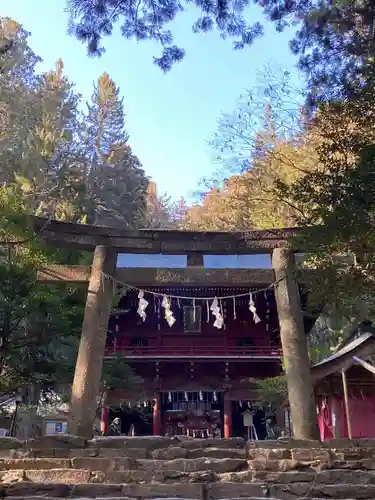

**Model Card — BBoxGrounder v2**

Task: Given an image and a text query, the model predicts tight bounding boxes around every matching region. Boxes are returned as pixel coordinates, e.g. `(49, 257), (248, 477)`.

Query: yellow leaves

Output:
(184, 133), (316, 231)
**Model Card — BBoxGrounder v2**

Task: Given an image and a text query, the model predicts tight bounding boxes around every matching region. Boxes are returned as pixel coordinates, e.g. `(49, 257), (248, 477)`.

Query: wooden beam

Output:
(341, 369), (352, 439)
(31, 216), (305, 254)
(37, 265), (276, 286)
(187, 252), (204, 267)
(352, 355), (375, 376)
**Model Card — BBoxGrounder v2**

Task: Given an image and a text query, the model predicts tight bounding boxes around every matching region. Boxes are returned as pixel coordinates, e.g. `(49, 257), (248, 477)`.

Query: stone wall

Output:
(0, 436), (375, 498)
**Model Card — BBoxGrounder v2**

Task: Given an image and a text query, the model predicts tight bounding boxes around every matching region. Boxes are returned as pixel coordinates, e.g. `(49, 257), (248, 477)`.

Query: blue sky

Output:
(2, 0), (300, 201)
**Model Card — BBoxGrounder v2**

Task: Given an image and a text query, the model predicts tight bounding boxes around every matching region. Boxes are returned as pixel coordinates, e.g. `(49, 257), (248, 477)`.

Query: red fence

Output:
(104, 345), (282, 358)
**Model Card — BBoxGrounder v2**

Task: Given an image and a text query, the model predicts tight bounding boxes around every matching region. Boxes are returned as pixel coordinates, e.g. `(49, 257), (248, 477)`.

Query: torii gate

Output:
(32, 216), (319, 440)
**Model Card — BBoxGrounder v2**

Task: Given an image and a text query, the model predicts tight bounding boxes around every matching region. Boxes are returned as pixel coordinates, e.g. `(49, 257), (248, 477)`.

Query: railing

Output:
(104, 345), (282, 358)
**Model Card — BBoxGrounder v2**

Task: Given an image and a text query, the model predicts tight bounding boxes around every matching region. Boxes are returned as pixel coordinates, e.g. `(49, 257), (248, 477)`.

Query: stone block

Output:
(248, 459), (300, 472)
(332, 447), (375, 460)
(0, 458), (70, 470)
(311, 484), (375, 499)
(269, 482), (311, 499)
(247, 439), (320, 450)
(252, 470), (315, 483)
(321, 438), (358, 449)
(68, 448), (99, 458)
(25, 434), (86, 449)
(0, 437), (23, 450)
(320, 459), (375, 470)
(31, 448), (70, 458)
(89, 435), (172, 449)
(358, 439), (375, 448)
(291, 447), (331, 462)
(207, 481), (269, 499)
(0, 449), (29, 459)
(248, 448), (291, 460)
(0, 470), (24, 482)
(97, 447), (148, 459)
(104, 469), (166, 483)
(71, 456), (136, 472)
(6, 482), (71, 497)
(152, 447), (188, 460)
(121, 482), (204, 498)
(217, 470), (254, 482)
(315, 469), (375, 484)
(23, 468), (91, 484)
(71, 483), (122, 497)
(188, 448), (246, 459)
(137, 458), (247, 474)
(180, 438), (244, 450)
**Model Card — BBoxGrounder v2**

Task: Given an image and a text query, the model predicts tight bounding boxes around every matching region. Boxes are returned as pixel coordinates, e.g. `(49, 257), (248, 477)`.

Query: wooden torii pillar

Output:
(272, 248), (319, 440)
(68, 246), (117, 438)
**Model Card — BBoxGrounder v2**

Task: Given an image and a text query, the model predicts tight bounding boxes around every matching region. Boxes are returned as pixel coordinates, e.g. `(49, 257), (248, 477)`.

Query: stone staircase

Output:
(1, 436), (375, 499)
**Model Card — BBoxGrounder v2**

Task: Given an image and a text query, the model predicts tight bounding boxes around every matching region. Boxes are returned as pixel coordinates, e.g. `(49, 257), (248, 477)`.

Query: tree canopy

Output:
(0, 16), (150, 402)
(65, 0), (375, 97)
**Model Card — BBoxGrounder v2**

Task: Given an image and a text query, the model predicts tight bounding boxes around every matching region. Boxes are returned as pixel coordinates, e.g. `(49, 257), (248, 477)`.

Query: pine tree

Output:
(66, 0), (375, 103)
(24, 58), (87, 220)
(0, 18), (40, 184)
(84, 72), (148, 227)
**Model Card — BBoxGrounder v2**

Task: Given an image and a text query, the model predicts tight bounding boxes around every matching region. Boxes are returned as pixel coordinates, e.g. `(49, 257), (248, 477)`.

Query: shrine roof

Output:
(311, 329), (375, 381)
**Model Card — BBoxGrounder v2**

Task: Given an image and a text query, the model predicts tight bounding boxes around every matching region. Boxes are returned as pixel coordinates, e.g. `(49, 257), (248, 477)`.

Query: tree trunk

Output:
(272, 248), (319, 440)
(68, 245), (117, 438)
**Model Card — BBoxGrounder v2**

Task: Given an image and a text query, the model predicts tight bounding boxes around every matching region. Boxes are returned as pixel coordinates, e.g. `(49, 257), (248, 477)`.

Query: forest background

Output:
(2, 0), (375, 411)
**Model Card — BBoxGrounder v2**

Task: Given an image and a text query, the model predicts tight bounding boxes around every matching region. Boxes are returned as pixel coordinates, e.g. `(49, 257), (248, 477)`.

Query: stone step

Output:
(0, 498), (365, 500)
(4, 481), (375, 499)
(2, 447), (246, 460)
(2, 467), (375, 486)
(248, 446), (375, 461)
(3, 481), (205, 498)
(2, 456), (375, 475)
(248, 457), (375, 472)
(4, 435), (375, 452)
(208, 482), (375, 499)
(0, 457), (248, 474)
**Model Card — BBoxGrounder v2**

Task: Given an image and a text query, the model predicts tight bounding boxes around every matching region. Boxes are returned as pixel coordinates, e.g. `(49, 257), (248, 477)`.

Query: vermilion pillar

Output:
(223, 397), (232, 438)
(100, 406), (109, 435)
(153, 394), (161, 436)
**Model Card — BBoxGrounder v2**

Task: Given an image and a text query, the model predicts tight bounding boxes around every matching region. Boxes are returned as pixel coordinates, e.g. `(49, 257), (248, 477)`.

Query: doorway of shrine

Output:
(231, 402), (267, 439)
(162, 391), (223, 437)
(108, 404), (153, 436)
